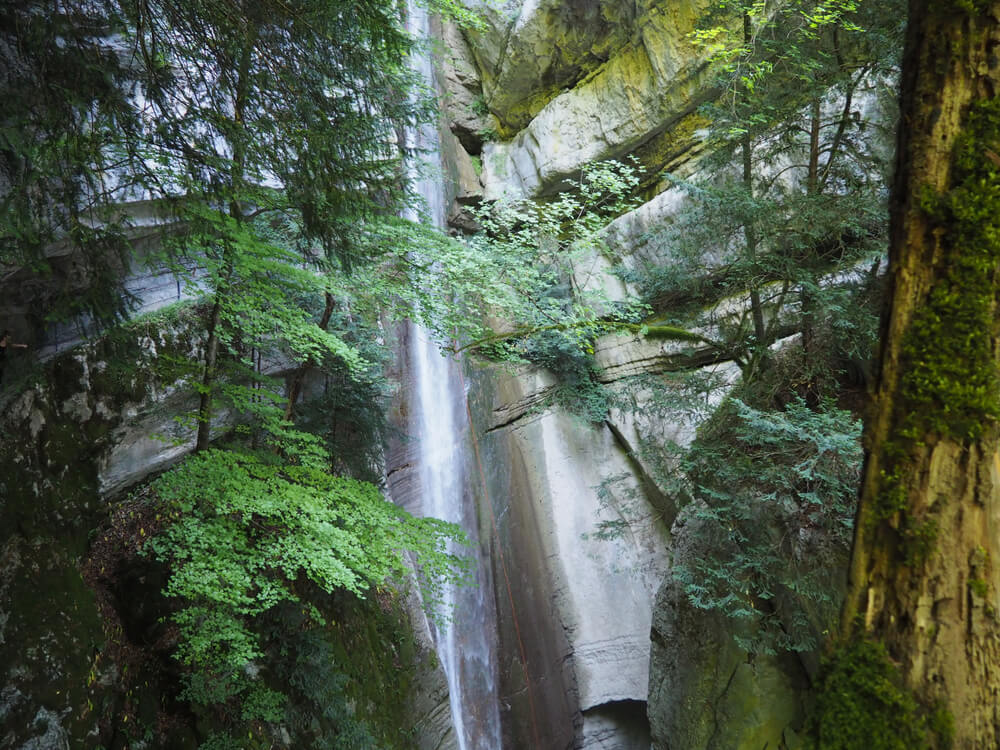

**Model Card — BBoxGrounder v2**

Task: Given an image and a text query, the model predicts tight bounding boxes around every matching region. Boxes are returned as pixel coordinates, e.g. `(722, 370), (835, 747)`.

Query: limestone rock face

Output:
(503, 408), (664, 711)
(444, 0), (817, 743)
(0, 336), (196, 749)
(398, 585), (462, 750)
(470, 0), (640, 135)
(0, 203), (193, 361)
(467, 0), (712, 199)
(466, 364), (672, 749)
(439, 17), (495, 155)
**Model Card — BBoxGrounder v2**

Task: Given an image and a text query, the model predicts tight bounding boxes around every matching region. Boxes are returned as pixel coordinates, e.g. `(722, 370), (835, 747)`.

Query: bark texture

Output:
(842, 2), (1000, 745)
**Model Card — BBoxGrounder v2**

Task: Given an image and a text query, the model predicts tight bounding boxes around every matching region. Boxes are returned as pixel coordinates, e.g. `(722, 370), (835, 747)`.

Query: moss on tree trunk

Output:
(832, 2), (1000, 746)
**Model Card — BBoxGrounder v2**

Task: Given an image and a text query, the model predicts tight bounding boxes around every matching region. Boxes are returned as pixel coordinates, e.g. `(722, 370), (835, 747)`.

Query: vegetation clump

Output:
(809, 639), (952, 749)
(142, 443), (467, 742)
(669, 395), (863, 653)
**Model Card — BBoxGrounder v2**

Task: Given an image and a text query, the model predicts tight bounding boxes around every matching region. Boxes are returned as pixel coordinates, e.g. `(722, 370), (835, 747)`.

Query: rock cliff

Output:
(437, 2), (833, 748)
(0, 1), (872, 747)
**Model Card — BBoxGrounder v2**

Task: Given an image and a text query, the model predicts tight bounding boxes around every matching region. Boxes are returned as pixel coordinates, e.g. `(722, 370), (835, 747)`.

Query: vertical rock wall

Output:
(465, 365), (669, 750)
(439, 3), (812, 748)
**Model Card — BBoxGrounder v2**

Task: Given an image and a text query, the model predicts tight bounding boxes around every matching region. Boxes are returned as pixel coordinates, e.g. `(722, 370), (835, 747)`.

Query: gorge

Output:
(3, 1), (998, 749)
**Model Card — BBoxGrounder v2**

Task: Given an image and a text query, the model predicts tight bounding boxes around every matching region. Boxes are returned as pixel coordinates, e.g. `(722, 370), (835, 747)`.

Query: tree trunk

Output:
(840, 2), (1000, 744)
(194, 25), (256, 451)
(801, 99), (822, 372)
(195, 294), (224, 451)
(284, 291), (336, 421)
(807, 98), (821, 196)
(740, 12), (767, 379)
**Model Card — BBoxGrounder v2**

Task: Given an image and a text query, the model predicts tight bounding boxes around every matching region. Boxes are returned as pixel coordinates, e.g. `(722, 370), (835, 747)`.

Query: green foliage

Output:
(144, 447), (469, 715)
(5, 0), (512, 745)
(198, 732), (244, 750)
(323, 215), (514, 349)
(0, 2), (142, 322)
(459, 159), (666, 419)
(270, 591), (427, 749)
(418, 0), (486, 29)
(476, 124), (501, 142)
(952, 0), (990, 14)
(616, 0), (902, 414)
(692, 0), (897, 146)
(620, 0), (901, 393)
(0, 0), (505, 347)
(969, 577), (989, 598)
(0, 0), (461, 324)
(277, 622), (381, 749)
(163, 212), (372, 442)
(809, 639), (947, 749)
(470, 94), (490, 117)
(467, 158), (646, 333)
(519, 330), (612, 423)
(626, 175), (885, 358)
(127, 0), (428, 264)
(292, 318), (394, 484)
(670, 397), (862, 653)
(2, 0), (500, 449)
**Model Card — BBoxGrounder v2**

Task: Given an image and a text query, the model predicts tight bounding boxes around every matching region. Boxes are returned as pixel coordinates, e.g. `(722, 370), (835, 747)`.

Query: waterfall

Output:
(405, 6), (503, 749)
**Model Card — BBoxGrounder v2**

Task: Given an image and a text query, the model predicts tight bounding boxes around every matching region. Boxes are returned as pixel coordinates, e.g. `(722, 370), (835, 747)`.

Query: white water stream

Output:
(405, 6), (503, 749)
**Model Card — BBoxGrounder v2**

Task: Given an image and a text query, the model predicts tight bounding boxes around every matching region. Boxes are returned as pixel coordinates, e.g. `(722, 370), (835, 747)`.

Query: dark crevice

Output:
(384, 461), (412, 479)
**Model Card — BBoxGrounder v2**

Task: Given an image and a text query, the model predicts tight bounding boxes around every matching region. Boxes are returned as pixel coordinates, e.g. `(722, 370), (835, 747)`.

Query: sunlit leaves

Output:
(146, 447), (469, 707)
(462, 159), (649, 351)
(690, 0), (892, 147)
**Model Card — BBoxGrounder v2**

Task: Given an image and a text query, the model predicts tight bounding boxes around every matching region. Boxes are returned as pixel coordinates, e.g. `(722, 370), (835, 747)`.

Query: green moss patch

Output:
(0, 537), (108, 746)
(809, 640), (951, 749)
(901, 99), (1000, 443)
(872, 98), (1000, 558)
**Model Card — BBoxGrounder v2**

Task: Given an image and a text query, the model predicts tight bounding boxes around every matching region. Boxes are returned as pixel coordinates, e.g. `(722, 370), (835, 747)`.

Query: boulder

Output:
(648, 514), (809, 750)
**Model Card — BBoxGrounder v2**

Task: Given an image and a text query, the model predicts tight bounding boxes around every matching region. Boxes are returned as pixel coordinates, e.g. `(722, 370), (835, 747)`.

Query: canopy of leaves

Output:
(0, 0), (471, 324)
(0, 1), (143, 321)
(693, 0), (902, 145)
(126, 0), (431, 264)
(145, 446), (468, 710)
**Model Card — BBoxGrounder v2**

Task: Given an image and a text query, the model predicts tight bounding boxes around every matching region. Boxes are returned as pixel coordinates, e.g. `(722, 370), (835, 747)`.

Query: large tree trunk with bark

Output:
(840, 2), (1000, 745)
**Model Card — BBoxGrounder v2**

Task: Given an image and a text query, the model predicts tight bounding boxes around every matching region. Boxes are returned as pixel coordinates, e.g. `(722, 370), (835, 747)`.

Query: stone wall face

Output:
(466, 365), (671, 750)
(441, 0), (713, 202)
(0, 323), (203, 748)
(443, 3), (812, 747)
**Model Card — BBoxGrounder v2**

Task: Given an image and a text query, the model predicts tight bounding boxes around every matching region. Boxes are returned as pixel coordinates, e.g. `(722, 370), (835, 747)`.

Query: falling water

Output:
(405, 5), (503, 749)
